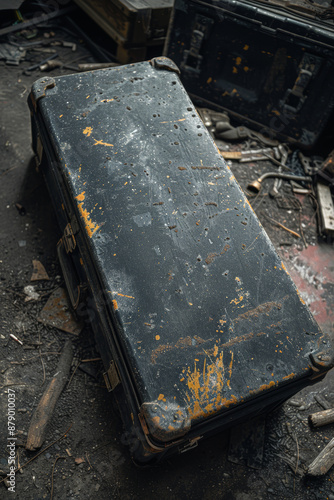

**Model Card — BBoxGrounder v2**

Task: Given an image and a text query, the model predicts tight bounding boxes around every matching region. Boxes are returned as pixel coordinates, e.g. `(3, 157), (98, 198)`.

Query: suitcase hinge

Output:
(63, 223), (76, 253)
(103, 360), (121, 392)
(179, 436), (202, 454)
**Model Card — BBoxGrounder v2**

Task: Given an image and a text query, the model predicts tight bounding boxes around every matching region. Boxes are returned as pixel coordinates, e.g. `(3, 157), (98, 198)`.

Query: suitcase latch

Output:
(63, 223), (76, 253)
(181, 15), (213, 75)
(103, 360), (121, 392)
(281, 53), (321, 115)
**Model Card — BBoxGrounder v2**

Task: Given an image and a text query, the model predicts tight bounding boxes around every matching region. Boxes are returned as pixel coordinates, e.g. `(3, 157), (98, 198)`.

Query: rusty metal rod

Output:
(248, 172), (312, 193)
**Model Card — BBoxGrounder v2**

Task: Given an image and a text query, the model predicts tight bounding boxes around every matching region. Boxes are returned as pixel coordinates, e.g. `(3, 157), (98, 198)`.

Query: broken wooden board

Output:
(38, 287), (83, 335)
(317, 183), (334, 236)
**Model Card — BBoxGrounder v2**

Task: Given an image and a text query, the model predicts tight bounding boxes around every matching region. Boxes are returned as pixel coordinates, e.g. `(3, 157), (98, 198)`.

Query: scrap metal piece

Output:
(317, 183), (334, 236)
(31, 260), (50, 281)
(248, 172), (312, 193)
(0, 43), (26, 65)
(38, 287), (83, 335)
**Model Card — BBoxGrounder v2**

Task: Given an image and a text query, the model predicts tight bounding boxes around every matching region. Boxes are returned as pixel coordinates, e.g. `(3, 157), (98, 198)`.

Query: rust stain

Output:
(283, 373), (295, 380)
(151, 336), (207, 364)
(207, 77), (213, 83)
(158, 394), (165, 401)
(205, 253), (218, 265)
(250, 380), (275, 395)
(75, 191), (100, 238)
(232, 67), (238, 74)
(235, 57), (242, 65)
(243, 44), (249, 50)
(83, 126), (93, 136)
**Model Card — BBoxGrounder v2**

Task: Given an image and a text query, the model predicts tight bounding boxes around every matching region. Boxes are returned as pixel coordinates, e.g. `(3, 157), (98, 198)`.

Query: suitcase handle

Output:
(57, 236), (83, 310)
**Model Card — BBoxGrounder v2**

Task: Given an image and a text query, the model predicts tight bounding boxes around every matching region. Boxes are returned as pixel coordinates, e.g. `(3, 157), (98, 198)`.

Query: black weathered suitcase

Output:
(164, 0), (334, 149)
(28, 58), (334, 464)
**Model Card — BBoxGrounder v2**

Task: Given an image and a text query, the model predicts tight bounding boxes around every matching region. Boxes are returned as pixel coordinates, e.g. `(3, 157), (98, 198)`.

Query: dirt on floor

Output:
(1, 9), (334, 500)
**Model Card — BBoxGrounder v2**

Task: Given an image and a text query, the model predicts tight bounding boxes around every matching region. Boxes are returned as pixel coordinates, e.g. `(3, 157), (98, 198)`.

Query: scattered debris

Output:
(9, 333), (23, 345)
(26, 340), (73, 451)
(23, 285), (40, 302)
(15, 202), (26, 215)
(75, 457), (85, 465)
(31, 259), (50, 282)
(263, 213), (301, 239)
(37, 287), (83, 335)
(0, 42), (26, 65)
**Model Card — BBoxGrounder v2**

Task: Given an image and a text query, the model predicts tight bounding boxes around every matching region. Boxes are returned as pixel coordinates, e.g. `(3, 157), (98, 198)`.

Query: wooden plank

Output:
(317, 182), (334, 236)
(26, 340), (73, 451)
(308, 437), (334, 476)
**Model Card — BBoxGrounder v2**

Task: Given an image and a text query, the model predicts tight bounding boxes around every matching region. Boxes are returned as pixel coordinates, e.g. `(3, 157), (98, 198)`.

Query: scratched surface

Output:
(32, 61), (330, 439)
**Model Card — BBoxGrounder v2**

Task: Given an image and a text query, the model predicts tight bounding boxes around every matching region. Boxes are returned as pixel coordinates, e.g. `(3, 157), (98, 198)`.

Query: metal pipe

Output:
(247, 172), (312, 193)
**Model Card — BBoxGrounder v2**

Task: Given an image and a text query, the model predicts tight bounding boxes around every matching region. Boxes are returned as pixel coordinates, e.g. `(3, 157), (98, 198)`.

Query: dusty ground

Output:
(1, 9), (334, 500)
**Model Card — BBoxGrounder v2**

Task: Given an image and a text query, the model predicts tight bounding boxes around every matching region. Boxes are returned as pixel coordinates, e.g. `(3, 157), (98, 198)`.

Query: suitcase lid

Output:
(30, 59), (333, 445)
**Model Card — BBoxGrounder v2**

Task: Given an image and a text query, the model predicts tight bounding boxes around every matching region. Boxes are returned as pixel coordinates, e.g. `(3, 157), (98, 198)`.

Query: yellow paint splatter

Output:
(207, 77), (212, 84)
(76, 191), (85, 202)
(230, 296), (243, 305)
(185, 350), (235, 419)
(232, 67), (238, 74)
(112, 299), (118, 310)
(83, 127), (93, 136)
(111, 292), (135, 299)
(59, 114), (63, 118)
(235, 57), (242, 65)
(244, 66), (249, 72)
(75, 191), (100, 238)
(158, 394), (165, 401)
(155, 335), (160, 341)
(93, 138), (114, 147)
(243, 45), (249, 50)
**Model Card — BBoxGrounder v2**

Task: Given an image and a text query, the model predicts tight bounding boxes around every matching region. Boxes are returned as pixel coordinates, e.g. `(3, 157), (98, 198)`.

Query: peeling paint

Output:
(185, 350), (236, 419)
(75, 191), (100, 238)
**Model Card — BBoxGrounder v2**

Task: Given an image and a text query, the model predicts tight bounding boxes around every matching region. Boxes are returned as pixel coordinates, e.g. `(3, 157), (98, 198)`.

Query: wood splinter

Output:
(26, 340), (73, 451)
(307, 437), (334, 476)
